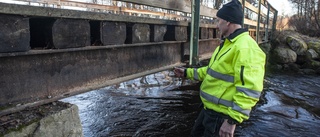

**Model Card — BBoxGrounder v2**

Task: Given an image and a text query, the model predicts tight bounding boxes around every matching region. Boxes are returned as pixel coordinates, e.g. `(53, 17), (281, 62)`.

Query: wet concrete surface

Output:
(61, 71), (320, 137)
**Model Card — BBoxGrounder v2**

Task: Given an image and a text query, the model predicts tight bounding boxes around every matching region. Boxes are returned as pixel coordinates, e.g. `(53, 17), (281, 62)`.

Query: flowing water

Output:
(61, 71), (320, 137)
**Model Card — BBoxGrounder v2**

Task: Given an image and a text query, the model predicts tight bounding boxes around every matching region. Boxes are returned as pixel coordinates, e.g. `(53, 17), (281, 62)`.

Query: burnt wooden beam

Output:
(101, 22), (126, 45)
(200, 28), (208, 39)
(126, 23), (150, 44)
(150, 25), (167, 42)
(52, 19), (90, 48)
(0, 14), (30, 53)
(164, 26), (188, 41)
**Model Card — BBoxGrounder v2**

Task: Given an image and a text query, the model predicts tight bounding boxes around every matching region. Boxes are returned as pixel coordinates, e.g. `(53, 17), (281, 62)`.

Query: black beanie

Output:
(216, 0), (244, 25)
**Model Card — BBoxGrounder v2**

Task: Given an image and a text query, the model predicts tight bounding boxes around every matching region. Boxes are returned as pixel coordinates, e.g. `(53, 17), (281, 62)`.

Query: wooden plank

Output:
(12, 0), (183, 19)
(248, 28), (270, 32)
(243, 1), (267, 17)
(244, 18), (265, 27)
(200, 23), (217, 28)
(12, 0), (217, 18)
(1, 0), (273, 29)
(244, 1), (258, 13)
(244, 18), (258, 26)
(0, 2), (190, 26)
(118, 0), (218, 18)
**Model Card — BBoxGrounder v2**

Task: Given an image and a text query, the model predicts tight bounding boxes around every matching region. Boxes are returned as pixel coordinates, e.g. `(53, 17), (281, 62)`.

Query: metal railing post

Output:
(189, 0), (200, 66)
(265, 3), (270, 41)
(271, 10), (278, 40)
(242, 0), (245, 28)
(256, 0), (261, 43)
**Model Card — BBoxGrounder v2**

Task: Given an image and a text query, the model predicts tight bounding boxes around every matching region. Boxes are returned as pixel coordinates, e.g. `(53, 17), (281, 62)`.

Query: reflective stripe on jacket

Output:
(186, 29), (266, 123)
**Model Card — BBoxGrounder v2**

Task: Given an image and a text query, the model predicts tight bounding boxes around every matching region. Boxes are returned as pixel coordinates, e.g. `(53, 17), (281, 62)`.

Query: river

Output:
(61, 71), (320, 137)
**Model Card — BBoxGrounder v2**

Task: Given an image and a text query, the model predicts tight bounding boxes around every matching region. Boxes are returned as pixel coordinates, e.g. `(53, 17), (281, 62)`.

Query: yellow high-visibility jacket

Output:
(186, 29), (266, 123)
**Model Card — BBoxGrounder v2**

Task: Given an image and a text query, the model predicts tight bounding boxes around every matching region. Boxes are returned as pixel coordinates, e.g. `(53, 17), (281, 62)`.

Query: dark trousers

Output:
(191, 108), (225, 137)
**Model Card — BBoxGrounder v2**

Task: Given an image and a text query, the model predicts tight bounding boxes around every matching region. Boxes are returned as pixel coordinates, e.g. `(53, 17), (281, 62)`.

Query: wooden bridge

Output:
(0, 0), (277, 116)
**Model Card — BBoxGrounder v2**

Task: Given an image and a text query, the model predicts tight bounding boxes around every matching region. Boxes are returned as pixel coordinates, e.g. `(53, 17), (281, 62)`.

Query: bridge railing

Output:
(0, 0), (277, 116)
(242, 0), (278, 43)
(1, 0), (277, 43)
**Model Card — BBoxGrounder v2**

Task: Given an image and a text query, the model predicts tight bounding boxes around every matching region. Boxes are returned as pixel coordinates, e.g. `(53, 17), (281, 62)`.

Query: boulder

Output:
(3, 104), (83, 137)
(306, 49), (319, 59)
(316, 68), (320, 75)
(302, 60), (320, 70)
(283, 63), (300, 72)
(260, 42), (272, 55)
(296, 55), (311, 65)
(286, 36), (308, 55)
(299, 69), (316, 75)
(270, 30), (320, 74)
(259, 42), (272, 64)
(271, 46), (297, 64)
(306, 41), (320, 55)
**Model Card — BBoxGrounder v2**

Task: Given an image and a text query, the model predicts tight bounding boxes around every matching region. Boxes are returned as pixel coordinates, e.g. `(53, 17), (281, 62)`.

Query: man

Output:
(173, 0), (266, 136)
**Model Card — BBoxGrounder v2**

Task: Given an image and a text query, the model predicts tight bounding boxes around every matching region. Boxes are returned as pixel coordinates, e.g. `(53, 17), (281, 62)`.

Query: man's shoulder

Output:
(234, 33), (257, 45)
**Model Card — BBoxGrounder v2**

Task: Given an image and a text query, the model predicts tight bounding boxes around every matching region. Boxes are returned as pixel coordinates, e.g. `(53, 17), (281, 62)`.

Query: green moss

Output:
(286, 37), (293, 43)
(0, 106), (7, 111)
(0, 118), (41, 136)
(0, 104), (15, 111)
(308, 42), (320, 47)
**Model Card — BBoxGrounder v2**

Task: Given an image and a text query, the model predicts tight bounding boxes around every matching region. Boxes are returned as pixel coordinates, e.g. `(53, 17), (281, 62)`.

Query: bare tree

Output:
(288, 0), (320, 37)
(214, 0), (225, 9)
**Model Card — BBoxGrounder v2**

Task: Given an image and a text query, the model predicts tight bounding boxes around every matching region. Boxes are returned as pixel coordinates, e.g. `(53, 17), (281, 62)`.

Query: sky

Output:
(267, 0), (295, 16)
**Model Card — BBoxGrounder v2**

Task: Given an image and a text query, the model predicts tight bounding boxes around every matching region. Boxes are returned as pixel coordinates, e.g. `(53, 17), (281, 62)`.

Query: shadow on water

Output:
(61, 71), (320, 137)
(237, 73), (320, 137)
(62, 71), (201, 137)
